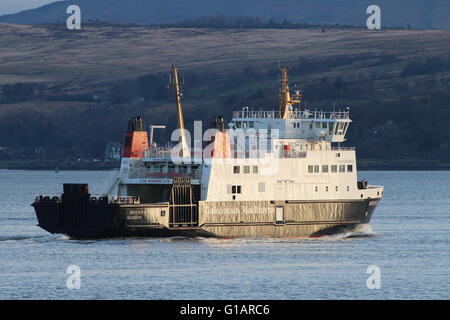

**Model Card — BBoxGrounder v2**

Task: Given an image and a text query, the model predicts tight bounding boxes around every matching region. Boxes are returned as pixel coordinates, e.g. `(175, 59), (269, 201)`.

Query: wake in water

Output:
(0, 235), (58, 243)
(0, 225), (375, 244)
(192, 224), (377, 247)
(319, 224), (376, 240)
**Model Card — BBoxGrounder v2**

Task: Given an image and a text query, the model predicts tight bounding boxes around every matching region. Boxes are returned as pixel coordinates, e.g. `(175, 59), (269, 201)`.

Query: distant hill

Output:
(1, 23), (450, 168)
(1, 0), (450, 29)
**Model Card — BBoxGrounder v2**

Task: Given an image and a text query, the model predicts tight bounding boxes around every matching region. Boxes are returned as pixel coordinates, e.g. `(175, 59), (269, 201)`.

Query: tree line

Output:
(0, 54), (449, 165)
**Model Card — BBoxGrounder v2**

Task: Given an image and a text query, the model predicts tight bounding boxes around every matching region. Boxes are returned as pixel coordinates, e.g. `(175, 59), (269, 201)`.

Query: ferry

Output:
(32, 66), (383, 239)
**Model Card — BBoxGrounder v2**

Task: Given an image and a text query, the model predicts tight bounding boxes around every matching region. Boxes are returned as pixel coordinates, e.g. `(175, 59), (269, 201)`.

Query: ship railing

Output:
(278, 151), (308, 158)
(232, 110), (350, 120)
(225, 147), (355, 159)
(108, 196), (140, 204)
(330, 147), (356, 151)
(229, 150), (307, 159)
(127, 167), (202, 180)
(34, 195), (141, 205)
(34, 195), (61, 203)
(142, 148), (172, 159)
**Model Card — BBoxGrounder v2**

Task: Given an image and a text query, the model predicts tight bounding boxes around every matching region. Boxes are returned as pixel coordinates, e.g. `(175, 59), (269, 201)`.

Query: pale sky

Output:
(0, 0), (61, 15)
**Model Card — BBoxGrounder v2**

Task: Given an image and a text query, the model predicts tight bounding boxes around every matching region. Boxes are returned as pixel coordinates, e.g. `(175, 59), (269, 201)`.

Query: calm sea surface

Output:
(0, 170), (448, 300)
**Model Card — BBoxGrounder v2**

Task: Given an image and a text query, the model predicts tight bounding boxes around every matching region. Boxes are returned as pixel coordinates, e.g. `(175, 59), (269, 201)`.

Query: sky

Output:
(0, 0), (60, 15)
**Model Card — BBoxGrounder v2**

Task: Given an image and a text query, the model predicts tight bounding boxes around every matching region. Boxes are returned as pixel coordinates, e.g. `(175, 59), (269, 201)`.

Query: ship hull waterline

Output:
(32, 198), (380, 239)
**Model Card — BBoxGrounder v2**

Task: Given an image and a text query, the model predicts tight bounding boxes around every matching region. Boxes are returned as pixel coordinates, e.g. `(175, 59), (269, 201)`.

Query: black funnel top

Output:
(211, 115), (225, 132)
(127, 117), (146, 132)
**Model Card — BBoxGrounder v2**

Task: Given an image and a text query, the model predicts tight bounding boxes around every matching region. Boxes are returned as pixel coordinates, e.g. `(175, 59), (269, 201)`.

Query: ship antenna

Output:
(279, 66), (290, 119)
(170, 65), (190, 158)
(278, 67), (301, 119)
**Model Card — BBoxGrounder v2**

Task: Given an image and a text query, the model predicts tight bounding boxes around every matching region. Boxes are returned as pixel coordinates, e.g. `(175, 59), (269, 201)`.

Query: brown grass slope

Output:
(1, 23), (450, 99)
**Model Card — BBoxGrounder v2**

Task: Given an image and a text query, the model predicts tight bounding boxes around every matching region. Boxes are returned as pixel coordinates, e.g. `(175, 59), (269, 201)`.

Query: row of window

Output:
(229, 183), (266, 195)
(228, 184), (353, 197)
(233, 165), (259, 174)
(233, 164), (353, 174)
(308, 164), (353, 173)
(292, 121), (348, 136)
(144, 164), (193, 173)
(315, 185), (351, 192)
(234, 121), (255, 128)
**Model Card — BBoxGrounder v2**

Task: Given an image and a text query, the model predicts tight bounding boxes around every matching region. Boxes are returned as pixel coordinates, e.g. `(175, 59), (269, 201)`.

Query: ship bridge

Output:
(230, 108), (351, 143)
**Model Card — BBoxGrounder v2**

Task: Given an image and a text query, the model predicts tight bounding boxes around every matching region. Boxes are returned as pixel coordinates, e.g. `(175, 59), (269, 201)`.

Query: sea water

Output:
(0, 170), (448, 299)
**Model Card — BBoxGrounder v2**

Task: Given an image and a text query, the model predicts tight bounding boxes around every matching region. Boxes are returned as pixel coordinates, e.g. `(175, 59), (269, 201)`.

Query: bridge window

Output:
(316, 122), (321, 129)
(233, 166), (240, 174)
(253, 166), (259, 174)
(331, 165), (337, 173)
(244, 166), (250, 174)
(322, 122), (328, 129)
(322, 165), (329, 173)
(335, 122), (346, 135)
(329, 123), (334, 135)
(347, 165), (353, 172)
(308, 165), (313, 173)
(339, 165), (345, 172)
(314, 165), (320, 173)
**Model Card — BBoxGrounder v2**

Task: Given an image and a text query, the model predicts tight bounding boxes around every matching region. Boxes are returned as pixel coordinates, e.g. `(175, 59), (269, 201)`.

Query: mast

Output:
(279, 67), (301, 119)
(170, 65), (190, 158)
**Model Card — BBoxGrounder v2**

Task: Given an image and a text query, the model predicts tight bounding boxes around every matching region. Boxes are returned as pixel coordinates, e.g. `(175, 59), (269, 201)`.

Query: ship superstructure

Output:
(33, 66), (383, 238)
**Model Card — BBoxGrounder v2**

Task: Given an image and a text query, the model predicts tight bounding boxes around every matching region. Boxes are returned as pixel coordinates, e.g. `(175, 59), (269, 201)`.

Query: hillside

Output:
(0, 23), (450, 169)
(1, 23), (449, 90)
(1, 0), (450, 29)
